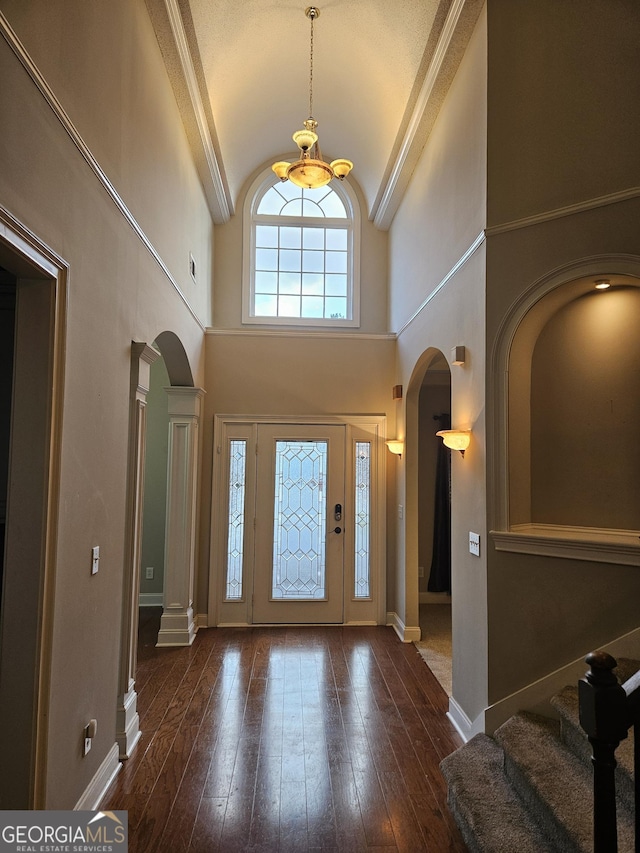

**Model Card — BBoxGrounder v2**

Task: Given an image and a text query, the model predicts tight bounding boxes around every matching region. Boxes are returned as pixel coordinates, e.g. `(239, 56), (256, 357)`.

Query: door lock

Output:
(334, 503), (342, 521)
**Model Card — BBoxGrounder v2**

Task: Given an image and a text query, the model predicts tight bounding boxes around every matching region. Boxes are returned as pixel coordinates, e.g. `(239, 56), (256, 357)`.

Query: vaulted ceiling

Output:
(146, 0), (483, 228)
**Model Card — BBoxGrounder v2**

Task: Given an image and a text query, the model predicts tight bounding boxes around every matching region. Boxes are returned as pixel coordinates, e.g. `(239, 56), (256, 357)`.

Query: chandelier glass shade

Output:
(272, 7), (353, 190)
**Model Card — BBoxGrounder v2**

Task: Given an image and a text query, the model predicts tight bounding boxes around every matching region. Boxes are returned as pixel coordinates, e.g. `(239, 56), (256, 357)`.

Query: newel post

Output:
(579, 651), (629, 853)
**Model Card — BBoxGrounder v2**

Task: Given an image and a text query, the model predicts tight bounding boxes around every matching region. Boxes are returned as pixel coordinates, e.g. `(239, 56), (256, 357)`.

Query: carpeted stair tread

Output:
(495, 712), (634, 853)
(440, 733), (556, 852)
(551, 684), (635, 813)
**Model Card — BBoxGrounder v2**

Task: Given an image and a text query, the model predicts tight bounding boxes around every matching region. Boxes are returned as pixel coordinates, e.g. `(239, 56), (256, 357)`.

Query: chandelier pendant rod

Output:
(308, 6), (315, 119)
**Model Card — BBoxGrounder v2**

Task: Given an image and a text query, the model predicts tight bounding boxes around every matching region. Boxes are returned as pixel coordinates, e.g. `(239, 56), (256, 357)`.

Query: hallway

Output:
(102, 614), (466, 851)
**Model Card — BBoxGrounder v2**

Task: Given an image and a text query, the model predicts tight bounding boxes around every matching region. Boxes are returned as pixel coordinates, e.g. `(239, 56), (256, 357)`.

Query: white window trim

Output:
(242, 168), (361, 327)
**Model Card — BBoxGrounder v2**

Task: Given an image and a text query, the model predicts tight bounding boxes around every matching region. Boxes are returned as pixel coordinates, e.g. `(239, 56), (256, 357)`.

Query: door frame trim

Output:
(0, 206), (67, 807)
(208, 414), (387, 628)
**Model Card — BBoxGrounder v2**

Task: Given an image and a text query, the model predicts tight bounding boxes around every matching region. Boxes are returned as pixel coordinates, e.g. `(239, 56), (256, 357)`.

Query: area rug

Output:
(415, 604), (452, 696)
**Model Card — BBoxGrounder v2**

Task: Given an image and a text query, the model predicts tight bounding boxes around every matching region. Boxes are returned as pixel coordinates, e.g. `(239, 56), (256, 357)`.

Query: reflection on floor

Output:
(415, 603), (452, 696)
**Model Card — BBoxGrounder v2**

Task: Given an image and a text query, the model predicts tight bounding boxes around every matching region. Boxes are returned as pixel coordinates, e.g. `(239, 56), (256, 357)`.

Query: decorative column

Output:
(157, 386), (205, 647)
(116, 342), (159, 758)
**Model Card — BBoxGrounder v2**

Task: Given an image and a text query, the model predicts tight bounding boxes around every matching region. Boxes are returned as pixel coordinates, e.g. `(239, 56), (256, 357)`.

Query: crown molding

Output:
(157, 0), (232, 223)
(372, 0), (484, 230)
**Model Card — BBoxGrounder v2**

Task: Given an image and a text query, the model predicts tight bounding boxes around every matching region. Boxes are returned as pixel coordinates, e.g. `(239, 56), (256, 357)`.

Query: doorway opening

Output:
(138, 352), (171, 645)
(415, 352), (452, 695)
(210, 415), (386, 628)
(0, 220), (66, 808)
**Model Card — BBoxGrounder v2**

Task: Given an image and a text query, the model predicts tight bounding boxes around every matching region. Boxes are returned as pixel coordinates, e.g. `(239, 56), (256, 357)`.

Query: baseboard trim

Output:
(483, 625), (640, 735)
(138, 592), (163, 607)
(195, 612), (209, 630)
(447, 697), (485, 744)
(74, 742), (121, 811)
(387, 611), (421, 643)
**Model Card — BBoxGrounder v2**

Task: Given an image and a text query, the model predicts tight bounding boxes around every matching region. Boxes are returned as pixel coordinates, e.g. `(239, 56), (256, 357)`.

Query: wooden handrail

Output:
(579, 651), (640, 853)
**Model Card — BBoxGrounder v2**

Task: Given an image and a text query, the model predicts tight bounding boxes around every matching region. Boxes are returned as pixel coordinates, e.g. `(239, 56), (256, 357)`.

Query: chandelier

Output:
(272, 6), (353, 190)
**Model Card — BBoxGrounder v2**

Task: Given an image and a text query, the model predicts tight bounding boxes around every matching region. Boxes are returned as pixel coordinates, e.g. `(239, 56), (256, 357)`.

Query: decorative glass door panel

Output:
(253, 425), (345, 623)
(272, 440), (328, 600)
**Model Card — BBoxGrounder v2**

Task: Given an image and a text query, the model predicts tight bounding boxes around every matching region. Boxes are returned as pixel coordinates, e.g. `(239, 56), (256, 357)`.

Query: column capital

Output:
(164, 386), (205, 417)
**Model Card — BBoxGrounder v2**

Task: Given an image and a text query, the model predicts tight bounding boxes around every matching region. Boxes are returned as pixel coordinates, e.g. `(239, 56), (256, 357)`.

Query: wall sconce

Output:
(436, 429), (471, 458)
(451, 346), (466, 366)
(386, 440), (404, 457)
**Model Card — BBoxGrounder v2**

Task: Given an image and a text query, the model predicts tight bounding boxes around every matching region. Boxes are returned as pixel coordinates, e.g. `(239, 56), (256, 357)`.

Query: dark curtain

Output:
(428, 413), (451, 593)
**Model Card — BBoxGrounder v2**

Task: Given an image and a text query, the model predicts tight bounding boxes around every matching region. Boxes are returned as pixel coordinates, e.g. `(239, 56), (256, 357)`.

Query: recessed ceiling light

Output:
(594, 279), (611, 290)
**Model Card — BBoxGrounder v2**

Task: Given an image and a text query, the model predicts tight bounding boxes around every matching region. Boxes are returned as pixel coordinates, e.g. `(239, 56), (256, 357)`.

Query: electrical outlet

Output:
(418, 565), (424, 578)
(398, 504), (404, 519)
(145, 566), (154, 580)
(469, 532), (480, 557)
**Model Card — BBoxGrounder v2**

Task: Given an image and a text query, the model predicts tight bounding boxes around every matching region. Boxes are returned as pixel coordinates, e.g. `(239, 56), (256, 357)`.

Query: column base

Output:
(156, 605), (196, 647)
(116, 683), (141, 759)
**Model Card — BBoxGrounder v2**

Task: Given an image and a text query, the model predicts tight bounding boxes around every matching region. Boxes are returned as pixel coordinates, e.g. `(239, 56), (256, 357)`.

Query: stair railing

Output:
(579, 651), (640, 853)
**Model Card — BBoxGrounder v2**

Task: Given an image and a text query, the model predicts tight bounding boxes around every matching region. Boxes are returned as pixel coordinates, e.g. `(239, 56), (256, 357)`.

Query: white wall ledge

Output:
(491, 524), (640, 566)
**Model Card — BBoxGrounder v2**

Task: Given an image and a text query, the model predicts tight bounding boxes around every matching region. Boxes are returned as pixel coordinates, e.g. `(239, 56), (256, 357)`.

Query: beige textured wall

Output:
(487, 0), (640, 227)
(389, 7), (488, 723)
(0, 0), (213, 323)
(531, 287), (640, 530)
(390, 6), (487, 719)
(0, 0), (210, 807)
(485, 0), (640, 706)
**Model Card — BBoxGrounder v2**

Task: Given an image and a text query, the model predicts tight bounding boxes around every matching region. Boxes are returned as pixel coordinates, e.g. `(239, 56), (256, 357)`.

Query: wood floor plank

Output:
(102, 619), (467, 852)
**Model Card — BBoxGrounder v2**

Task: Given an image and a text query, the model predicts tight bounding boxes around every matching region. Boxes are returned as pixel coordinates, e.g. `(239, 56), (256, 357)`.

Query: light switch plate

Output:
(91, 546), (100, 575)
(469, 532), (480, 557)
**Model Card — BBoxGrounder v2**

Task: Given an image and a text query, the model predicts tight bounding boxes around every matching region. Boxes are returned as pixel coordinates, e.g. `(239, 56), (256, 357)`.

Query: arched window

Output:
(243, 170), (360, 326)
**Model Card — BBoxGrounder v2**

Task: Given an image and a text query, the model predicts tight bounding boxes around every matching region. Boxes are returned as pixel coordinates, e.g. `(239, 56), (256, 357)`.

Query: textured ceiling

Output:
(147, 0), (484, 226)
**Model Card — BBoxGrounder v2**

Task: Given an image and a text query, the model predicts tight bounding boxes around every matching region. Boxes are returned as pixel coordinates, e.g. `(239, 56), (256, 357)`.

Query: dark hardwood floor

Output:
(102, 610), (467, 852)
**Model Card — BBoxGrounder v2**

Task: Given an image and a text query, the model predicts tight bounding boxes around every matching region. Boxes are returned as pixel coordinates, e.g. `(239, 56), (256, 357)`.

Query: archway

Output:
(406, 349), (453, 693)
(117, 331), (201, 757)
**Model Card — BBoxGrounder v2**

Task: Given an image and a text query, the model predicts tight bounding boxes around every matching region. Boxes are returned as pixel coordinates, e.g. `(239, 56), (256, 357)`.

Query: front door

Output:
(252, 424), (345, 623)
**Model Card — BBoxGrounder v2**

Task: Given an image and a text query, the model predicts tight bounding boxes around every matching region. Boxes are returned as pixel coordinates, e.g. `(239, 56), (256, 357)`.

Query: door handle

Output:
(333, 527), (342, 534)
(334, 503), (342, 521)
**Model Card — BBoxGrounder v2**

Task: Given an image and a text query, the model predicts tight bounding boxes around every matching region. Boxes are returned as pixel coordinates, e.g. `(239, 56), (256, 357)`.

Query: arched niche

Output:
(491, 259), (640, 562)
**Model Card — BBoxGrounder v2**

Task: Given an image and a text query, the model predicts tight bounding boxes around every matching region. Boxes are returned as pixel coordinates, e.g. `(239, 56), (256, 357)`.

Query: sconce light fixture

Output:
(386, 440), (404, 457)
(436, 429), (471, 458)
(451, 346), (466, 366)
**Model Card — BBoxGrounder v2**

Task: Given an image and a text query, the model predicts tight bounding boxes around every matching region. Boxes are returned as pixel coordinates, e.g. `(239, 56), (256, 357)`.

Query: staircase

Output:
(441, 660), (638, 853)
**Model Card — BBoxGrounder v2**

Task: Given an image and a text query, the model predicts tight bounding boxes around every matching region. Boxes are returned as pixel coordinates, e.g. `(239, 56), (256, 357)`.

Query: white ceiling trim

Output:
(373, 0), (467, 230)
(163, 0), (231, 222)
